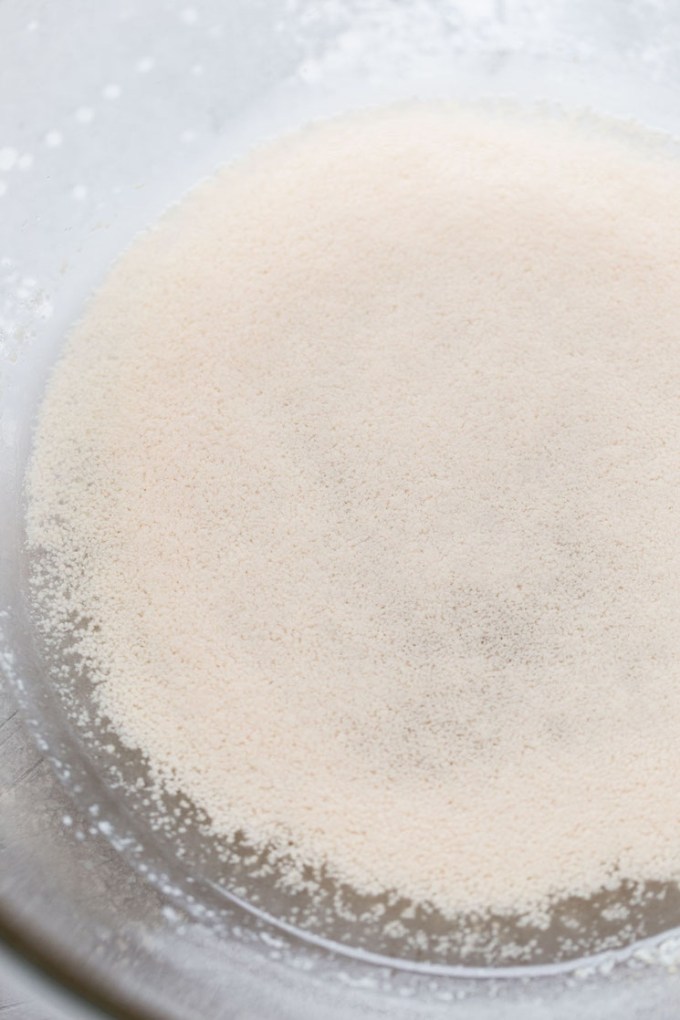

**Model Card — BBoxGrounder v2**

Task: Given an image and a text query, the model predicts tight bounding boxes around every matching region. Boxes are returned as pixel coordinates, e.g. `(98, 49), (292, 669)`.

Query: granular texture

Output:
(26, 105), (680, 918)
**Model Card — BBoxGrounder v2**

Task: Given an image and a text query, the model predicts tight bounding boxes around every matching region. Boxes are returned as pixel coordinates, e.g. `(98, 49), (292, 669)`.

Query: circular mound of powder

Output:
(27, 104), (680, 919)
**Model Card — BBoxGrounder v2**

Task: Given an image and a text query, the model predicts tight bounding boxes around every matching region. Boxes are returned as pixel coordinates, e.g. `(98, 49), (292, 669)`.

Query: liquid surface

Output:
(27, 104), (680, 922)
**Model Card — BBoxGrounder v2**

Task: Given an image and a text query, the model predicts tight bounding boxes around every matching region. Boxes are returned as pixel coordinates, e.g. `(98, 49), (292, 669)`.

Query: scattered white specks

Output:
(44, 130), (63, 148)
(35, 295), (53, 320)
(17, 153), (34, 170)
(75, 106), (94, 124)
(180, 7), (198, 24)
(191, 63), (204, 76)
(0, 147), (18, 172)
(71, 184), (88, 201)
(26, 19), (39, 31)
(180, 129), (196, 144)
(657, 937), (680, 968)
(0, 181), (6, 198)
(136, 56), (155, 74)
(103, 83), (122, 101)
(62, 814), (73, 827)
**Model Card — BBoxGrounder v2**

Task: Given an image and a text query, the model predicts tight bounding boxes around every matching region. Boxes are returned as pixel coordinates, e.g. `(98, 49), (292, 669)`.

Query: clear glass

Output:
(3, 1), (680, 1016)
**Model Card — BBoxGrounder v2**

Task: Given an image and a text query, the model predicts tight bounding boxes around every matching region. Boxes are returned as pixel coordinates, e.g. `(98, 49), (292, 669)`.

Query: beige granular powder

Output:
(26, 104), (680, 918)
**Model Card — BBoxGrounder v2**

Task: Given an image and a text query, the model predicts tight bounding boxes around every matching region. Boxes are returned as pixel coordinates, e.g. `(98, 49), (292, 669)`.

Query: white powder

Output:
(26, 104), (680, 920)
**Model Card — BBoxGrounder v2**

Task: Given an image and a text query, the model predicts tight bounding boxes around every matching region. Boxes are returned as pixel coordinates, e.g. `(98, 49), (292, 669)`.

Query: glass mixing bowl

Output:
(3, 1), (680, 1016)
